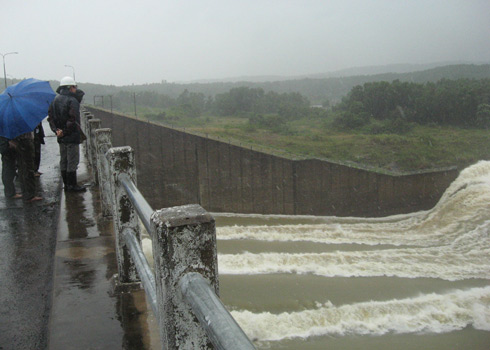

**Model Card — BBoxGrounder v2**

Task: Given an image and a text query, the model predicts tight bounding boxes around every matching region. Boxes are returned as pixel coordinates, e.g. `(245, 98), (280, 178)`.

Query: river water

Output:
(212, 160), (490, 349)
(141, 160), (490, 349)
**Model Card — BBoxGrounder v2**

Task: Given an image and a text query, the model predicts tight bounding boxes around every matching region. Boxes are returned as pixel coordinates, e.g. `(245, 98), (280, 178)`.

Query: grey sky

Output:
(2, 0), (489, 86)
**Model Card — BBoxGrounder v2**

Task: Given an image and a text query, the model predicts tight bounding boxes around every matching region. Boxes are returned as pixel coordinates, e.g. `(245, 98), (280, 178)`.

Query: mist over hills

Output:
(76, 63), (490, 106)
(186, 61), (475, 83)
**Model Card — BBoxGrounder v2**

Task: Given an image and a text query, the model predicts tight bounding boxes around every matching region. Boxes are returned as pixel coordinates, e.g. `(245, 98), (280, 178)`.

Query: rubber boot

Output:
(61, 170), (68, 190)
(67, 171), (86, 192)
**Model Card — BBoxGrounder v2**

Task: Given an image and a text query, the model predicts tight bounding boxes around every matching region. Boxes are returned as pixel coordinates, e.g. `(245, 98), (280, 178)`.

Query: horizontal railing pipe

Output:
(119, 173), (153, 234)
(121, 227), (158, 316)
(179, 272), (255, 350)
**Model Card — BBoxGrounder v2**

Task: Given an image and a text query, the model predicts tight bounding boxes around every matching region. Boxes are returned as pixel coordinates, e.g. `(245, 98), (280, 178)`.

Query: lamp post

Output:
(64, 64), (76, 80)
(1, 52), (18, 89)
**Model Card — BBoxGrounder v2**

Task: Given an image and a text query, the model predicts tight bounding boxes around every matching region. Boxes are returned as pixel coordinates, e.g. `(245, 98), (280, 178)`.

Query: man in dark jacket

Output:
(47, 76), (86, 192)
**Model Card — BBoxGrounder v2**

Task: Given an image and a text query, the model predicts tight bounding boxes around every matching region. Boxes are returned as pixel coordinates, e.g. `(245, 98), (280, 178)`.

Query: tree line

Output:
(332, 78), (490, 132)
(99, 77), (490, 134)
(108, 86), (321, 120)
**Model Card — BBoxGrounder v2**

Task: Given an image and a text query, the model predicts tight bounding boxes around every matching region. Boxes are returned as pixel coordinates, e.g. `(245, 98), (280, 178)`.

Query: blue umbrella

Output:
(0, 78), (56, 139)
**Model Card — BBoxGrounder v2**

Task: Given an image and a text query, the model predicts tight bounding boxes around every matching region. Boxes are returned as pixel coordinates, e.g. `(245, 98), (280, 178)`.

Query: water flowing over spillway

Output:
(212, 161), (490, 345)
(231, 286), (490, 340)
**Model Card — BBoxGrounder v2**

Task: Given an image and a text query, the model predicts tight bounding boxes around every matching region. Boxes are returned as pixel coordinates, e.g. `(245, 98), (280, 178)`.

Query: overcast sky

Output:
(2, 0), (489, 86)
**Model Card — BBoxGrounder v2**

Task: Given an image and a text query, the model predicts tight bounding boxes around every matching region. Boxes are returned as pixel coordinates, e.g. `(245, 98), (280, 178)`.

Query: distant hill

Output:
(183, 61), (480, 83)
(78, 63), (490, 106)
(300, 62), (480, 79)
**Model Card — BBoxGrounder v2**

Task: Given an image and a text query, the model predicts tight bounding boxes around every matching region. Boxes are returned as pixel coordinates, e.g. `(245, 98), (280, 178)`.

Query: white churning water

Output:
(212, 160), (490, 343)
(230, 286), (490, 341)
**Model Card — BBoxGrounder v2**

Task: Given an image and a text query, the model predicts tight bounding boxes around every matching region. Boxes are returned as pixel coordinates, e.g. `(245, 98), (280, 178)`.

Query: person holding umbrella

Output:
(47, 76), (86, 192)
(0, 78), (56, 201)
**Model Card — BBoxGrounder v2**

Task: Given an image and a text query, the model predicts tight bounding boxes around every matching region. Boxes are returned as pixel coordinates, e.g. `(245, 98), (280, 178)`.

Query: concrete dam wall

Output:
(85, 106), (458, 217)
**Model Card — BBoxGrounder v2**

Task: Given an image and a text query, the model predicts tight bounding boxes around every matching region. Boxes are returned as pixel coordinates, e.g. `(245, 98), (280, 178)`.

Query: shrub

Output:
(475, 104), (490, 129)
(365, 117), (413, 134)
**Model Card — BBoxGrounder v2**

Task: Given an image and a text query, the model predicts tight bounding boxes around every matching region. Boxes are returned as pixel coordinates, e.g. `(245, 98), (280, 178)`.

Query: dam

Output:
(84, 106), (458, 218)
(81, 107), (489, 349)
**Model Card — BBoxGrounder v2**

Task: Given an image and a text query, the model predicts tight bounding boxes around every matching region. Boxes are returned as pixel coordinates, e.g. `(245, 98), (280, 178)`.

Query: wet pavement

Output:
(0, 120), (159, 350)
(0, 124), (62, 349)
(48, 159), (159, 350)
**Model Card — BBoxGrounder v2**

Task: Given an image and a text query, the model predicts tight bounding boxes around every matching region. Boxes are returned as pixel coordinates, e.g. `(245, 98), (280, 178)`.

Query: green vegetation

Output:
(147, 113), (489, 173)
(333, 79), (490, 128)
(84, 64), (490, 173)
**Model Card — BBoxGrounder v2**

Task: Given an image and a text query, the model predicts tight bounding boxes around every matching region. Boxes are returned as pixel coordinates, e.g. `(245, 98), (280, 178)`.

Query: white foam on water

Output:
(216, 161), (490, 247)
(218, 218), (490, 280)
(231, 286), (490, 341)
(140, 161), (490, 343)
(216, 162), (490, 280)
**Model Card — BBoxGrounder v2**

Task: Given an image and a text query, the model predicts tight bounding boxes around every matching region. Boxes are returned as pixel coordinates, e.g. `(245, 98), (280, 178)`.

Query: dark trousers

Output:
(34, 140), (41, 172)
(1, 149), (17, 198)
(16, 138), (36, 200)
(59, 143), (80, 172)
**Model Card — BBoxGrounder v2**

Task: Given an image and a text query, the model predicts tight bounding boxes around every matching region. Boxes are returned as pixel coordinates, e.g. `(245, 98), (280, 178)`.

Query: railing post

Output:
(87, 119), (101, 183)
(81, 109), (91, 134)
(95, 128), (113, 217)
(80, 109), (87, 134)
(107, 146), (140, 283)
(150, 204), (218, 350)
(81, 112), (93, 156)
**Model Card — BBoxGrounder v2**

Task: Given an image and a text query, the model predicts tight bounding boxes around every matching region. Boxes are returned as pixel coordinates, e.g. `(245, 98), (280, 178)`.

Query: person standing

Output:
(13, 132), (42, 202)
(33, 123), (45, 176)
(47, 76), (86, 192)
(0, 136), (21, 199)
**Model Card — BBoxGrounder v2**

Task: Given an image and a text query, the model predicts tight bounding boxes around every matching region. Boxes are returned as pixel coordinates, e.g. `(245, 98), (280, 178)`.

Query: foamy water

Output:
(231, 286), (490, 340)
(142, 161), (490, 344)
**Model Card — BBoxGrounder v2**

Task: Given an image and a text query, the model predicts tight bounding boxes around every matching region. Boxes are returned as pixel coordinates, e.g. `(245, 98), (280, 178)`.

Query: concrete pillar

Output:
(150, 204), (218, 350)
(107, 146), (140, 283)
(88, 119), (101, 183)
(82, 113), (93, 157)
(95, 128), (113, 217)
(81, 110), (92, 134)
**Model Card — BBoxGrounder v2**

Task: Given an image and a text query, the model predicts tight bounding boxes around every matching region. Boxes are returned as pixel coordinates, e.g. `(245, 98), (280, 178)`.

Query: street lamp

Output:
(64, 65), (75, 81)
(1, 51), (18, 89)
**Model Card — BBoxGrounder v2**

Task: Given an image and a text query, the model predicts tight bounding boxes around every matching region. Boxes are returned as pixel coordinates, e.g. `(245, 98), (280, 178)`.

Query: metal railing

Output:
(81, 108), (255, 350)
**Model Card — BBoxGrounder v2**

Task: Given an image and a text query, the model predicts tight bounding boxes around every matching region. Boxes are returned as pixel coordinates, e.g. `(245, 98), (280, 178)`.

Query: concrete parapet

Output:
(95, 128), (113, 216)
(82, 108), (255, 349)
(150, 204), (218, 349)
(87, 119), (101, 183)
(107, 146), (140, 283)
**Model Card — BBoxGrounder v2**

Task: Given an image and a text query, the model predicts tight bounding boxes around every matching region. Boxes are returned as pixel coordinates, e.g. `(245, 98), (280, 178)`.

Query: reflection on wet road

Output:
(49, 151), (160, 349)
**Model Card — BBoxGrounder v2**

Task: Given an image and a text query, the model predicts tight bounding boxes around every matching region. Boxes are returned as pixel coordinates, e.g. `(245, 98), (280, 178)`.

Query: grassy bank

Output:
(128, 107), (490, 173)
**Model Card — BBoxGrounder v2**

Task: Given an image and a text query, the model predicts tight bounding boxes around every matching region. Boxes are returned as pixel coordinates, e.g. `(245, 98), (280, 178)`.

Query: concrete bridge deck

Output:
(0, 122), (158, 349)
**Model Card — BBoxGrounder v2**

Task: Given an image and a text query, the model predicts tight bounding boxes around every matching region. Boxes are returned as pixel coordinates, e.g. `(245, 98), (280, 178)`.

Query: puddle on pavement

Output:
(56, 245), (113, 260)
